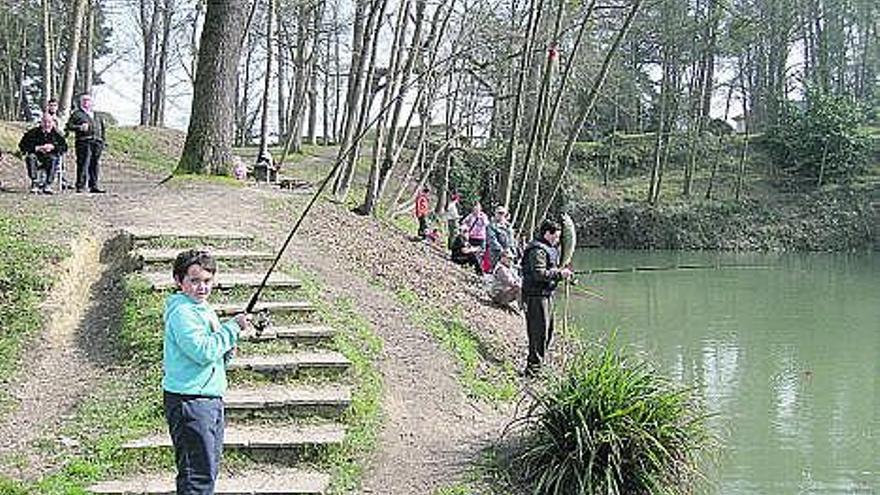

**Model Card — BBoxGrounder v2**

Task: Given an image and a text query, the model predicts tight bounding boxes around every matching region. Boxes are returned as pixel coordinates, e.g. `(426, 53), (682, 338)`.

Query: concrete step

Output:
(127, 230), (257, 249)
(141, 272), (302, 291)
(89, 469), (330, 494)
(228, 351), (351, 374)
(214, 301), (315, 317)
(123, 422), (345, 450)
(134, 248), (275, 266)
(241, 324), (336, 343)
(224, 385), (351, 412)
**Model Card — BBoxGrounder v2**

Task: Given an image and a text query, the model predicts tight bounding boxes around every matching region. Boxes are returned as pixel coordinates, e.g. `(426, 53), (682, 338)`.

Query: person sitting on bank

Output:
(460, 201), (489, 252)
(18, 113), (68, 194)
(451, 225), (483, 276)
(487, 205), (518, 270)
(489, 247), (521, 311)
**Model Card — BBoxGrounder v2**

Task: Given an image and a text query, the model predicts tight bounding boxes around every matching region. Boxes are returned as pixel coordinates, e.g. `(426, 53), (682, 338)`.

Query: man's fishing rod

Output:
(574, 263), (773, 275)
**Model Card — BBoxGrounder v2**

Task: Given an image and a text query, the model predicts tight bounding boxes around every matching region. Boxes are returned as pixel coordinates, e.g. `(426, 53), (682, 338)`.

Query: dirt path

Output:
(0, 151), (525, 491)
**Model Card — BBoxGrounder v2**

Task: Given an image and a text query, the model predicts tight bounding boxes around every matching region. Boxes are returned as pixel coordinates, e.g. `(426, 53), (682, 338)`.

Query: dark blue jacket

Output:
(521, 240), (563, 297)
(18, 126), (68, 157)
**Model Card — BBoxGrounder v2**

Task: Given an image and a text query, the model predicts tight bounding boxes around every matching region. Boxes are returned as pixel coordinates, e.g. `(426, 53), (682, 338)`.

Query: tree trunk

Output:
(177, 0), (247, 175)
(151, 0), (174, 126)
(257, 0), (276, 162)
(41, 0), (52, 106)
(360, 0), (413, 215)
(333, 6), (342, 141)
(59, 0), (89, 119)
(378, 0), (451, 201)
(307, 86), (318, 145)
(817, 138), (829, 187)
(234, 0), (260, 145)
(322, 30), (331, 143)
(334, 0), (388, 200)
(81, 1), (95, 94)
(537, 0), (643, 221)
(304, 2), (323, 147)
(17, 23), (28, 120)
(500, 0), (542, 210)
(276, 9), (287, 138)
(139, 0), (160, 125)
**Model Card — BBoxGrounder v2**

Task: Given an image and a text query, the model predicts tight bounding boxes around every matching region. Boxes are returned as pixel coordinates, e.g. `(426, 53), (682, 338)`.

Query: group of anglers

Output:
(415, 187), (574, 377)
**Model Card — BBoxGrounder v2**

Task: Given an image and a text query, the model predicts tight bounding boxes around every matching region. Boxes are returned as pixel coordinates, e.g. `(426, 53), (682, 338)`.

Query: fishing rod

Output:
(244, 38), (473, 331)
(567, 279), (606, 301)
(574, 263), (774, 275)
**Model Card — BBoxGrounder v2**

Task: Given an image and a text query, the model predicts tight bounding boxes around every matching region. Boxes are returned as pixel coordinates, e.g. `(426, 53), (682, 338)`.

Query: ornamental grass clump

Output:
(510, 342), (714, 495)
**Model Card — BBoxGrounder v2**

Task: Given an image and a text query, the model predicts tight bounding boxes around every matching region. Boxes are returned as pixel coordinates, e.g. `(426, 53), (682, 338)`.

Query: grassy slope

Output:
(567, 132), (880, 251)
(0, 213), (58, 415)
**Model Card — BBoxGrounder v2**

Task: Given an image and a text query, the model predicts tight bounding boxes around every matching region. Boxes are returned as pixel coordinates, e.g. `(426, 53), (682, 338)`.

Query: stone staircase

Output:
(88, 231), (352, 495)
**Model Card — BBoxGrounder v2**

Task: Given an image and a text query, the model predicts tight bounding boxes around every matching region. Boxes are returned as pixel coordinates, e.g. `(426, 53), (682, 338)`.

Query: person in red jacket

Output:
(414, 186), (430, 238)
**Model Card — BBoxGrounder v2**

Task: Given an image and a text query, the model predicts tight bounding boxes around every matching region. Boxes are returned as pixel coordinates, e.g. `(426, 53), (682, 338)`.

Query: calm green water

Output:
(569, 249), (880, 494)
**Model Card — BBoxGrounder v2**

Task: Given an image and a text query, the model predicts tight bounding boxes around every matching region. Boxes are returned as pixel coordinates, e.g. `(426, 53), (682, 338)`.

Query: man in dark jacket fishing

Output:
(521, 219), (572, 376)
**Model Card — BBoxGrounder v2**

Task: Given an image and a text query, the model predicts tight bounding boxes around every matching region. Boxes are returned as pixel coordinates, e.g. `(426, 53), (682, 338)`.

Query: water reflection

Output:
(569, 250), (880, 494)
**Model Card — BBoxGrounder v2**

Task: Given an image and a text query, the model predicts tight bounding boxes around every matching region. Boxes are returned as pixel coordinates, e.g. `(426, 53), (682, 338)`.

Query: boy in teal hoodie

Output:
(162, 249), (252, 494)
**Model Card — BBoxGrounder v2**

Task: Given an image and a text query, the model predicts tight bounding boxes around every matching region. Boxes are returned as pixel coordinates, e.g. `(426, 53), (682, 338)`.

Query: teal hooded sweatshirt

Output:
(162, 292), (241, 397)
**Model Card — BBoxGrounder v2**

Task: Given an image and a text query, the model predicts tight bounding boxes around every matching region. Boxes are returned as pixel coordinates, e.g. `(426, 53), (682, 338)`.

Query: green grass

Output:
(394, 287), (518, 403)
(0, 274), (171, 494)
(0, 121), (27, 151)
(105, 126), (181, 173)
(0, 212), (58, 413)
(118, 276), (165, 367)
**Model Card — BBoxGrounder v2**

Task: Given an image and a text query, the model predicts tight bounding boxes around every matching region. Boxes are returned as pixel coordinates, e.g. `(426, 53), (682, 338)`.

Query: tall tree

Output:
(177, 0), (247, 175)
(59, 0), (89, 119)
(41, 0), (53, 106)
(537, 0), (643, 223)
(257, 0), (276, 162)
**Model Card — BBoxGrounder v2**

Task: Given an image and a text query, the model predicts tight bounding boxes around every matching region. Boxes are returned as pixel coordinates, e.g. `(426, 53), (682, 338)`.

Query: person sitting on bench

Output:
(18, 113), (68, 194)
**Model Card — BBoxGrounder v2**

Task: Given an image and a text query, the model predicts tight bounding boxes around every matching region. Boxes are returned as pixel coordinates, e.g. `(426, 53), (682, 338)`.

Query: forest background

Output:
(0, 0), (877, 250)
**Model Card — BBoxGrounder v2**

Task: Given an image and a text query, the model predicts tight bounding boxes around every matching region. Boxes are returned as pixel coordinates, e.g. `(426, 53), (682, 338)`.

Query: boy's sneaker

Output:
(41, 187), (54, 195)
(29, 186), (40, 194)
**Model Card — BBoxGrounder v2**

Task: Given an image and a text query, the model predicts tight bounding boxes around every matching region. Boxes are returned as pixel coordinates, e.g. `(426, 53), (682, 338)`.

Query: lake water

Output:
(568, 249), (880, 494)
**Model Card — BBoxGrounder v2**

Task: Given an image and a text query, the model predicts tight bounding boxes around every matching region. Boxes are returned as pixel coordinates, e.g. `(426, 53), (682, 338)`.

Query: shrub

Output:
(432, 146), (504, 207)
(765, 94), (869, 185)
(508, 340), (714, 495)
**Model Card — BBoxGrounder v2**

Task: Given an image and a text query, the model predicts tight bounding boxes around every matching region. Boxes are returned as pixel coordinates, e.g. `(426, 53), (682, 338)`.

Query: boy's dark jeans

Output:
(164, 391), (225, 495)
